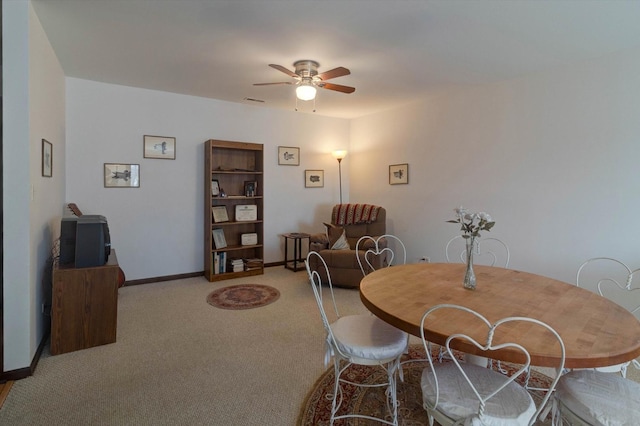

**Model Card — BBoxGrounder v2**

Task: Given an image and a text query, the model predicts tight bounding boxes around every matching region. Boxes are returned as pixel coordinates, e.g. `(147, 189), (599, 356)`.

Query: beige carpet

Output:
(0, 267), (367, 425)
(1, 267), (638, 425)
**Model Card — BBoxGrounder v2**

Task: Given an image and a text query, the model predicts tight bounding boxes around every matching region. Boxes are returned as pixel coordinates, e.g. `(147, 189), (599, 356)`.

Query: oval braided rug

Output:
(297, 344), (559, 426)
(206, 284), (280, 310)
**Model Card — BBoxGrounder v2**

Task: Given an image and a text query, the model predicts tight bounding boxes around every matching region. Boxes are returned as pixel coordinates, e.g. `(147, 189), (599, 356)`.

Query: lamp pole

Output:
(332, 150), (347, 204)
(337, 157), (343, 204)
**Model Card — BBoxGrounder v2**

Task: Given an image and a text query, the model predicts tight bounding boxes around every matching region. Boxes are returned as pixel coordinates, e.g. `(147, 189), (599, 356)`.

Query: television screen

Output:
(59, 215), (111, 268)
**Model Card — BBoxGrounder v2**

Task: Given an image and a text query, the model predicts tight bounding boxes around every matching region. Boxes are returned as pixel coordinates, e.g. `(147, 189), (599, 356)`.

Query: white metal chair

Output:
(555, 369), (640, 425)
(420, 304), (565, 426)
(356, 234), (407, 277)
(445, 235), (510, 267)
(576, 256), (632, 294)
(576, 258), (640, 377)
(305, 251), (408, 426)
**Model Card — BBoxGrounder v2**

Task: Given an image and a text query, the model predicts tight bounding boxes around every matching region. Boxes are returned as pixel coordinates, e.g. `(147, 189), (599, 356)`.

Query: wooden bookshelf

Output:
(204, 140), (264, 281)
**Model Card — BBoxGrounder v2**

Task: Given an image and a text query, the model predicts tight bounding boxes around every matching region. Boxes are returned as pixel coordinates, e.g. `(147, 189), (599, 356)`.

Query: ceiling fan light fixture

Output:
(296, 82), (317, 101)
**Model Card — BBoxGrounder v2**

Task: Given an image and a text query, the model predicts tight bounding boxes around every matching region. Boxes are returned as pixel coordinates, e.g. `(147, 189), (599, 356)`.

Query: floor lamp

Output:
(332, 150), (347, 204)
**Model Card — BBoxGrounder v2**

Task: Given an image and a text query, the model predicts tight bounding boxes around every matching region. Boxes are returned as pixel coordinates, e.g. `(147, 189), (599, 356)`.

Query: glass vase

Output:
(463, 237), (476, 290)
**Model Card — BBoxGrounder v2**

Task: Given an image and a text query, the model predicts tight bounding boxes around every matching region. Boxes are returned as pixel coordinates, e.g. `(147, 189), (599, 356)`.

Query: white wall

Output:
(66, 79), (350, 280)
(2, 0), (66, 371)
(3, 0), (32, 372)
(29, 1), (66, 360)
(350, 47), (640, 289)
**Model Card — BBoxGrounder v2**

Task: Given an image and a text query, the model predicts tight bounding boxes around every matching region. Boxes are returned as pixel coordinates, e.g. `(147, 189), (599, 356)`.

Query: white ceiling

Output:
(31, 0), (640, 119)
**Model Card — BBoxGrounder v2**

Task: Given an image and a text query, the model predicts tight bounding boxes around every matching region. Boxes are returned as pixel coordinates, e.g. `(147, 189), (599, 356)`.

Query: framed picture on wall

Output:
(42, 139), (52, 177)
(104, 163), (140, 188)
(389, 163), (409, 185)
(305, 170), (324, 188)
(278, 146), (300, 165)
(144, 135), (176, 160)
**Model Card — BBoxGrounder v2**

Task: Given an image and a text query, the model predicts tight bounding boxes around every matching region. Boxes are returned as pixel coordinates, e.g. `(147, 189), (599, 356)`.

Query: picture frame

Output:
(244, 180), (257, 197)
(104, 163), (140, 188)
(212, 228), (227, 249)
(211, 179), (220, 196)
(42, 139), (52, 177)
(235, 204), (258, 221)
(212, 206), (229, 223)
(278, 146), (300, 166)
(305, 170), (324, 188)
(389, 163), (409, 185)
(143, 135), (176, 160)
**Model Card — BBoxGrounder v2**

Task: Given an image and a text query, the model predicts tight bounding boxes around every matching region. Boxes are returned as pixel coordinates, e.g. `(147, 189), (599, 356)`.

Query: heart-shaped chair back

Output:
(420, 304), (565, 426)
(356, 234), (406, 277)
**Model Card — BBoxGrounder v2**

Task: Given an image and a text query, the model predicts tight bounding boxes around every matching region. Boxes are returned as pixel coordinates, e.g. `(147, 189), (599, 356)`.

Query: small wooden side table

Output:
(282, 233), (310, 272)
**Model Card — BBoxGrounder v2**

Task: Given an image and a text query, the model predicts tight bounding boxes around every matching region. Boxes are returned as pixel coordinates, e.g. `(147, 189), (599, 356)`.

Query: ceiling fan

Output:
(253, 60), (355, 101)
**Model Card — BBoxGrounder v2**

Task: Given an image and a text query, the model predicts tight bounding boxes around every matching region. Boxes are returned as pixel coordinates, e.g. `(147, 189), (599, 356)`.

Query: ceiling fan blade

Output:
(269, 64), (298, 78)
(318, 66), (351, 81)
(253, 82), (294, 86)
(319, 82), (356, 94)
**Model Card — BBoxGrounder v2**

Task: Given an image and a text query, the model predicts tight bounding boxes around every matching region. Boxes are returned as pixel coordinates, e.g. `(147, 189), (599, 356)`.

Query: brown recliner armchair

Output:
(308, 204), (388, 288)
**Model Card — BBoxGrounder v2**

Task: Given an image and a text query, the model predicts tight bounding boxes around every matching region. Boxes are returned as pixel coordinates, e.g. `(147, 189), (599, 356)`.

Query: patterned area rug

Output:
(298, 345), (557, 426)
(206, 284), (280, 310)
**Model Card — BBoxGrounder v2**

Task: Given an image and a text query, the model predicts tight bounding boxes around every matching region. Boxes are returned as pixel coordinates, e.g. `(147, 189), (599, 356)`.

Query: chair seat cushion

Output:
(330, 315), (407, 363)
(556, 370), (640, 425)
(421, 362), (536, 425)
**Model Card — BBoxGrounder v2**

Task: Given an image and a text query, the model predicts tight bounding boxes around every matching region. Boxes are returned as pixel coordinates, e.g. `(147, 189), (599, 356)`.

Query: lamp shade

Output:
(332, 150), (347, 160)
(296, 83), (317, 101)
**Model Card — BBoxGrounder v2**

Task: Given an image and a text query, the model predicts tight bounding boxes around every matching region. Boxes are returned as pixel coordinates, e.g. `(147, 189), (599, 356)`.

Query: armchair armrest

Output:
(310, 233), (329, 252)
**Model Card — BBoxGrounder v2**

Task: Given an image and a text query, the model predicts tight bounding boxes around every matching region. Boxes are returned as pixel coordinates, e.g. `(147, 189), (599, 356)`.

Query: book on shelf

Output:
(244, 258), (263, 270)
(220, 252), (226, 273)
(229, 257), (244, 272)
(213, 252), (227, 274)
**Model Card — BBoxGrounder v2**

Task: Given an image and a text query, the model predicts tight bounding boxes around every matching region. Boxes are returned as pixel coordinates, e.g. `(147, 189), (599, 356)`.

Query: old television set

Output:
(59, 215), (111, 268)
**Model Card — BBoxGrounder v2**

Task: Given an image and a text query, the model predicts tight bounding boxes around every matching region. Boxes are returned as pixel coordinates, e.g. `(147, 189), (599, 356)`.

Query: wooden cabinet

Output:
(51, 250), (119, 355)
(204, 140), (264, 281)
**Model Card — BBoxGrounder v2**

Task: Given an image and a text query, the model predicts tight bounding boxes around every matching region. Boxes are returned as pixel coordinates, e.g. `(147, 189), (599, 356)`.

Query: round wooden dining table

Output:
(359, 263), (640, 368)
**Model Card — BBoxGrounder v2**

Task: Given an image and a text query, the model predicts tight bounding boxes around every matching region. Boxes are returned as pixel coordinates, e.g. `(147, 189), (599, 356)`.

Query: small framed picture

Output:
(389, 163), (409, 185)
(212, 228), (227, 249)
(278, 146), (300, 166)
(244, 180), (257, 197)
(211, 179), (220, 196)
(212, 206), (229, 223)
(305, 170), (324, 188)
(104, 163), (140, 188)
(144, 135), (176, 160)
(235, 204), (258, 221)
(42, 139), (52, 177)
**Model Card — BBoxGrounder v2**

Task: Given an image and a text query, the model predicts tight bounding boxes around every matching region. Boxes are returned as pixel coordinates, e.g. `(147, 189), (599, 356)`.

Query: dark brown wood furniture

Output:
(360, 263), (640, 369)
(282, 233), (310, 272)
(51, 250), (119, 355)
(204, 139), (264, 281)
